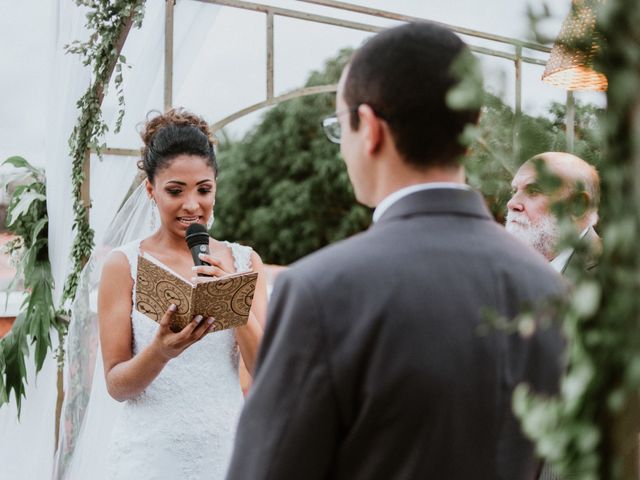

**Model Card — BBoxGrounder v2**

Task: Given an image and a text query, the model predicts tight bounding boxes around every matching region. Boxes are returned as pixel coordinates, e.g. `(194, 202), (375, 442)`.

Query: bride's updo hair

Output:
(139, 108), (218, 182)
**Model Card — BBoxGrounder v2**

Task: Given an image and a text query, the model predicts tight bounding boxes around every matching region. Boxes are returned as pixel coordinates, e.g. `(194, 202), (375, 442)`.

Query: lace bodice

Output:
(106, 239), (251, 480)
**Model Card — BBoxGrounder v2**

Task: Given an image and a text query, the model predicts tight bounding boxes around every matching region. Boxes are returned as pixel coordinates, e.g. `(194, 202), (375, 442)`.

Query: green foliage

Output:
(0, 0), (146, 412)
(215, 46), (604, 264)
(464, 94), (603, 221)
(62, 0), (146, 306)
(511, 1), (640, 478)
(214, 49), (371, 265)
(0, 157), (59, 413)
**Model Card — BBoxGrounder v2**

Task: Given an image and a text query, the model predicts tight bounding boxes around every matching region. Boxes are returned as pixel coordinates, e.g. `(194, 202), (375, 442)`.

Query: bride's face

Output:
(147, 154), (216, 237)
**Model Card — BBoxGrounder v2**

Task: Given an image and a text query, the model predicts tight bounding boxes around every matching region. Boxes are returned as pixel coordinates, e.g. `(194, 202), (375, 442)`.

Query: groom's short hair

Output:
(344, 22), (480, 169)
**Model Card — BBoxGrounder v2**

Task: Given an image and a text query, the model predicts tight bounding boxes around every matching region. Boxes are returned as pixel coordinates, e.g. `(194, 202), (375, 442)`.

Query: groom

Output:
(226, 22), (565, 479)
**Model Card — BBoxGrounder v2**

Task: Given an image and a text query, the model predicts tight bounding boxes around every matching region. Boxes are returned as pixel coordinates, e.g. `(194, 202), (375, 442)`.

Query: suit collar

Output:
(372, 183), (471, 223)
(374, 187), (493, 225)
(556, 226), (601, 273)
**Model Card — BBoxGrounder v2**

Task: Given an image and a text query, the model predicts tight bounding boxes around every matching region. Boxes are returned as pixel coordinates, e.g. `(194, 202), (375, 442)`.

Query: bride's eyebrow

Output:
(164, 179), (213, 186)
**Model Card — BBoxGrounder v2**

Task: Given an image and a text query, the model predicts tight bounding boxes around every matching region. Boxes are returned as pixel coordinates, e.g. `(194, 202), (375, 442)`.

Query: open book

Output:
(135, 253), (258, 333)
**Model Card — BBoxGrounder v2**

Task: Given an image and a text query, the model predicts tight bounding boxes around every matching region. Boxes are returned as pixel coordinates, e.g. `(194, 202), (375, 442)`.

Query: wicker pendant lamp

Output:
(542, 0), (608, 91)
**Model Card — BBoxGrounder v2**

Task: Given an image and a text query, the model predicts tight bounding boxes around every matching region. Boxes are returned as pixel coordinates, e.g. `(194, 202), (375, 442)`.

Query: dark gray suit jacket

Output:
(226, 188), (565, 480)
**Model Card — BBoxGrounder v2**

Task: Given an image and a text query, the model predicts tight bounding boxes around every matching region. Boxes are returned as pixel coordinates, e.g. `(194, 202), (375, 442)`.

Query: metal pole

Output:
(164, 0), (175, 111)
(296, 0), (551, 53)
(65, 7), (137, 456)
(513, 45), (522, 162)
(566, 90), (575, 153)
(267, 10), (274, 100)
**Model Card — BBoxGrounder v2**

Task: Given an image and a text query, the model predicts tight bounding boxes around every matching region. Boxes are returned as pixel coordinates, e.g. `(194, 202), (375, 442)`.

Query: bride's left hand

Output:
(191, 253), (235, 282)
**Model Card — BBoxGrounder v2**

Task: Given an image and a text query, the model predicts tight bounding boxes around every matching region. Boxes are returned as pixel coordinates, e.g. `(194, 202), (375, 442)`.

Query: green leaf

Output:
(1, 314), (29, 414)
(6, 191), (46, 226)
(30, 218), (48, 247)
(571, 281), (602, 318)
(2, 156), (42, 177)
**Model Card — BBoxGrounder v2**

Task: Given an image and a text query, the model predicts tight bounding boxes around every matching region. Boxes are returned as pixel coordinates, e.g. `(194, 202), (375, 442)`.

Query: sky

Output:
(0, 0), (606, 172)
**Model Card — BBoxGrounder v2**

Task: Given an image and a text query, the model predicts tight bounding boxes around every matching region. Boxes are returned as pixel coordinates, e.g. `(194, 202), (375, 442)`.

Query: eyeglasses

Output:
(321, 108), (357, 144)
(321, 106), (387, 144)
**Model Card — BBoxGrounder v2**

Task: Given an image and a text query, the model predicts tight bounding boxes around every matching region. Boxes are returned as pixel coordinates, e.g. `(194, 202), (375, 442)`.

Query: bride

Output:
(97, 108), (267, 479)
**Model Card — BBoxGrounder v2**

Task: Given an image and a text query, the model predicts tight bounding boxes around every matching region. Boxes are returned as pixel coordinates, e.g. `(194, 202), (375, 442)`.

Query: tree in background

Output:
(215, 49), (602, 265)
(214, 49), (371, 266)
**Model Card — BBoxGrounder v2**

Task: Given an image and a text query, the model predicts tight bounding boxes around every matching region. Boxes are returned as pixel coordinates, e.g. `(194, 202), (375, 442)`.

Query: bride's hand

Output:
(191, 253), (236, 282)
(150, 304), (214, 361)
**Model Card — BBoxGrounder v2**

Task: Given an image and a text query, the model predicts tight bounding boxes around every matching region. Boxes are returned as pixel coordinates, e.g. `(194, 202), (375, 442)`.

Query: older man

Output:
(507, 153), (600, 480)
(506, 152), (601, 273)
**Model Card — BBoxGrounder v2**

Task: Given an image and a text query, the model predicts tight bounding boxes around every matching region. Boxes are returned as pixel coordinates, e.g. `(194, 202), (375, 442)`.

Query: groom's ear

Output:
(359, 104), (384, 156)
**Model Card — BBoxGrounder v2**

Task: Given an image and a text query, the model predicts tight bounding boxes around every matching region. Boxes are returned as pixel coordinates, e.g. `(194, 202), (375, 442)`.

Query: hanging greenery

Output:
(512, 0), (640, 478)
(0, 157), (61, 412)
(61, 0), (146, 307)
(0, 1), (146, 411)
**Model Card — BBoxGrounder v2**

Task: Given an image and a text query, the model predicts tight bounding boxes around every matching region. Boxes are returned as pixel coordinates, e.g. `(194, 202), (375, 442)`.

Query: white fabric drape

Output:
(0, 2), (88, 478)
(1, 1), (220, 478)
(0, 337), (60, 480)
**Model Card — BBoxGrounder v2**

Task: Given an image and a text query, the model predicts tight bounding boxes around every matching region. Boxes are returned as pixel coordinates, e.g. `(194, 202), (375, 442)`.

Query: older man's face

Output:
(507, 163), (552, 225)
(506, 163), (559, 258)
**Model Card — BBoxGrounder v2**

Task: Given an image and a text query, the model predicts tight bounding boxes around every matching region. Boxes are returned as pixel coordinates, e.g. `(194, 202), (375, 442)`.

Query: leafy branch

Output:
(0, 156), (60, 413)
(512, 1), (640, 478)
(61, 0), (145, 307)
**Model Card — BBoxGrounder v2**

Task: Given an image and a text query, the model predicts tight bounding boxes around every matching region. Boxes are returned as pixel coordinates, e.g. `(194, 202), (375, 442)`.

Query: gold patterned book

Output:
(135, 253), (258, 333)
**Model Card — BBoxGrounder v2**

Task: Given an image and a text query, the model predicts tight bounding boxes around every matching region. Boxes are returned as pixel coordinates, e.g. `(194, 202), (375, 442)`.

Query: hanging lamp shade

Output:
(542, 0), (608, 91)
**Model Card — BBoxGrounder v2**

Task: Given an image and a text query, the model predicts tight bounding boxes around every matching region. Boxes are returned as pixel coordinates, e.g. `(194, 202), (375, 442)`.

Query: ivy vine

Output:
(513, 1), (640, 478)
(61, 0), (146, 307)
(0, 1), (146, 411)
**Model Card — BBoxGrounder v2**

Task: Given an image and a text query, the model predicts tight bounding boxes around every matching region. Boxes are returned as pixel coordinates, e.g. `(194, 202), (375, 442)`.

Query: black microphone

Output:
(185, 223), (212, 277)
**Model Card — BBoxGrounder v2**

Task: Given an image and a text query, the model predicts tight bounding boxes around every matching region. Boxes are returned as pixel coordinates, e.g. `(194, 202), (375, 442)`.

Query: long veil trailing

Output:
(53, 181), (155, 479)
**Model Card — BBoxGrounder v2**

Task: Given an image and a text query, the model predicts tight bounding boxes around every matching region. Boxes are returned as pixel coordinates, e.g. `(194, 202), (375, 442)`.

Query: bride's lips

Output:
(177, 216), (202, 226)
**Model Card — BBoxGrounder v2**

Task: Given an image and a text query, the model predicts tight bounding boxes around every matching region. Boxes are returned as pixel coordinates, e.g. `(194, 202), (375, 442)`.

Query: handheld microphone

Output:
(185, 223), (212, 277)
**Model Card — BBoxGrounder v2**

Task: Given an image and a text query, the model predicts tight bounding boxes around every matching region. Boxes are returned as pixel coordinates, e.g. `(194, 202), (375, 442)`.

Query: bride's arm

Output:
(233, 251), (267, 374)
(99, 251), (212, 402)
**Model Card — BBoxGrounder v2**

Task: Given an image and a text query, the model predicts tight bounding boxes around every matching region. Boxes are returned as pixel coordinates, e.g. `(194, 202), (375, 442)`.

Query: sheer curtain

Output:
(0, 2), (88, 479)
(1, 0), (221, 478)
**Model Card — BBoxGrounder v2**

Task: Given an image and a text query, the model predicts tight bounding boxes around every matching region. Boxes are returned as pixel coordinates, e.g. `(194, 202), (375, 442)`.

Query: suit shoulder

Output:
(287, 230), (376, 276)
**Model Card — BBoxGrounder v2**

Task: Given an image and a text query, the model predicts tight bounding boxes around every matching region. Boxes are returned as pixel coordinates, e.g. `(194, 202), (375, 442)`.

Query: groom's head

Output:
(335, 22), (481, 206)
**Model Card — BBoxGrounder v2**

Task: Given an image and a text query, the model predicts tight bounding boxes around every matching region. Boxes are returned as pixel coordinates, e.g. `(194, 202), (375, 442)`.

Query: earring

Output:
(150, 198), (158, 232)
(207, 211), (215, 230)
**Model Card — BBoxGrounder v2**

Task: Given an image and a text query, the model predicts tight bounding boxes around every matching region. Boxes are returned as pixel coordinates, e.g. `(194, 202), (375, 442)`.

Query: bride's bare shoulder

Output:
(101, 250), (132, 283)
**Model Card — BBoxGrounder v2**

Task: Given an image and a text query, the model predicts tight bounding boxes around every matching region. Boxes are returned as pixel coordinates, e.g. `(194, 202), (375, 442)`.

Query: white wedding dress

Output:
(105, 238), (250, 480)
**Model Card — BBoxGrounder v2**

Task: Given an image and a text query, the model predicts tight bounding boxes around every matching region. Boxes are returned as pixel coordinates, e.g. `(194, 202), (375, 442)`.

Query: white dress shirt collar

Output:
(549, 226), (591, 273)
(372, 182), (471, 223)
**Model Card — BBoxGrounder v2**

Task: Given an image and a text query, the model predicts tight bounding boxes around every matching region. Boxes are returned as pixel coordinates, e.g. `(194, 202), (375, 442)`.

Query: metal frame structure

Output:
(87, 0), (570, 205)
(65, 0), (571, 446)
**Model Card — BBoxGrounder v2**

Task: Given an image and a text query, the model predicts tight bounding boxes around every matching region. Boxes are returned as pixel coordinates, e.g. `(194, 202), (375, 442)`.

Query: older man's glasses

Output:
(321, 108), (357, 144)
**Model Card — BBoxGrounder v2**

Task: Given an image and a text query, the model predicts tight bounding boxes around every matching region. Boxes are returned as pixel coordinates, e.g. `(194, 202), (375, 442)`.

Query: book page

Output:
(142, 252), (193, 285)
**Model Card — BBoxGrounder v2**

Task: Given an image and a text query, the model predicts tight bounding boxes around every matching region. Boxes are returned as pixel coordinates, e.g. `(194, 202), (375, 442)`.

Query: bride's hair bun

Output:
(138, 108), (218, 182)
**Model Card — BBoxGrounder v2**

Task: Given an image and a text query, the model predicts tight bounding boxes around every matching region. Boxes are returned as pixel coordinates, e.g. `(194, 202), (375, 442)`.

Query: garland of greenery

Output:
(0, 157), (60, 413)
(0, 1), (146, 412)
(513, 1), (640, 478)
(61, 0), (146, 307)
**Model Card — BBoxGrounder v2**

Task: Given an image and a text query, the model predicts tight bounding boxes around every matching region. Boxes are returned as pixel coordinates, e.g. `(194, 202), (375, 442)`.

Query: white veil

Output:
(53, 182), (154, 479)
